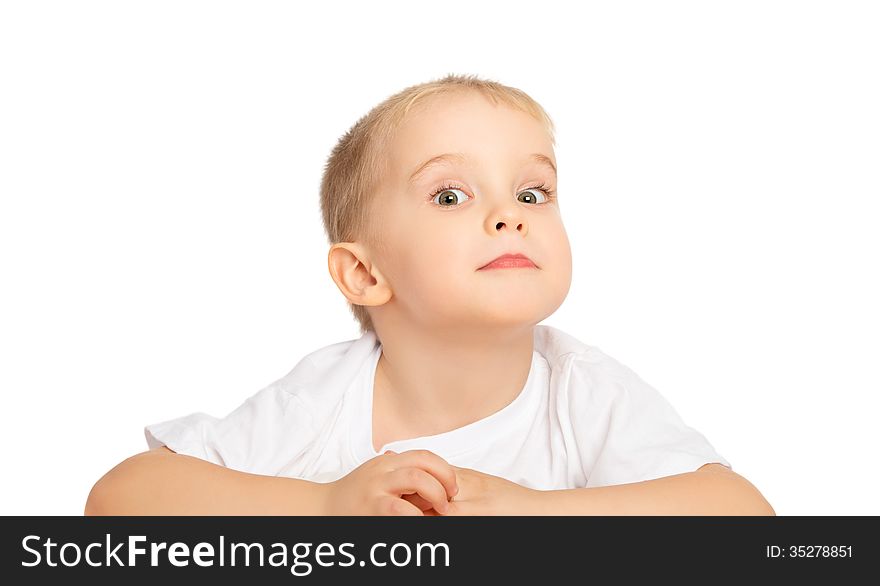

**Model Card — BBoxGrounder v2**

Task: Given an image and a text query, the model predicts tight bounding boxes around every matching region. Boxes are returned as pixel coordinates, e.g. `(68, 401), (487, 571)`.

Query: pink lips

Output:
(478, 253), (538, 270)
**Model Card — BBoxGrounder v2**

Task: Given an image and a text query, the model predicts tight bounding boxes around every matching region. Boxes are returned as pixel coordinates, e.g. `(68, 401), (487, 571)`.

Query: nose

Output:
(488, 207), (528, 236)
(481, 180), (532, 236)
(495, 219), (522, 231)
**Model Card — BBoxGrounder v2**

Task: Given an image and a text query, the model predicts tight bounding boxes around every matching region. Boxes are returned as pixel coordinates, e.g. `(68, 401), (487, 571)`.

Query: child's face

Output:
(369, 91), (572, 331)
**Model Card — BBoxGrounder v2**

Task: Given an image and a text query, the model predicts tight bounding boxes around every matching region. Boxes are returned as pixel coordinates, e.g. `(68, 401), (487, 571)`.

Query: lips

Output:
(478, 253), (538, 270)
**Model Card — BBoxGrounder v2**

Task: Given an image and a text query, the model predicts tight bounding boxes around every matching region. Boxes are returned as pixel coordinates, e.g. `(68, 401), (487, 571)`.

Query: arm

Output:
(446, 463), (775, 516)
(85, 446), (331, 515)
(537, 463), (776, 516)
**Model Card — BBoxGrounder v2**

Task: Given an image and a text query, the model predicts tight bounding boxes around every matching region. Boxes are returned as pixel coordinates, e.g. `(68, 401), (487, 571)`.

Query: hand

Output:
(324, 449), (459, 515)
(442, 465), (542, 516)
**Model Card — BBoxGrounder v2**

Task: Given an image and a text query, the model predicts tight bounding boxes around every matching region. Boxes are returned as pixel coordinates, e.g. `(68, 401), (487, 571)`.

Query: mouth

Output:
(477, 253), (538, 271)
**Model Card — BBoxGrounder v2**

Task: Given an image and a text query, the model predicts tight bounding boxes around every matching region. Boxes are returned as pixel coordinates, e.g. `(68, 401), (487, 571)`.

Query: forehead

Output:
(386, 92), (555, 180)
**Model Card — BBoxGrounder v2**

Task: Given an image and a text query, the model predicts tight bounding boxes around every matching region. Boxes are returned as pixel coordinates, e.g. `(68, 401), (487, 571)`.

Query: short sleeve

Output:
(571, 356), (732, 488)
(144, 384), (314, 476)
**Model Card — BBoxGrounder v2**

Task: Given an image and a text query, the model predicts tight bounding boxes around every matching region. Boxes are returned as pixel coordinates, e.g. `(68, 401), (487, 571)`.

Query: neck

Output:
(371, 321), (536, 441)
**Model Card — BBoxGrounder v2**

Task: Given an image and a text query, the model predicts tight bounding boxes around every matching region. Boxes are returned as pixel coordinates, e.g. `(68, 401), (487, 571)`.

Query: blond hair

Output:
(319, 73), (556, 335)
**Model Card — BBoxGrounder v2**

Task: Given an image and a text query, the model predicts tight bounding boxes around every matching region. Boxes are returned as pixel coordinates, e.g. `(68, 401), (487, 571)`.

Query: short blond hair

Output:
(319, 73), (557, 335)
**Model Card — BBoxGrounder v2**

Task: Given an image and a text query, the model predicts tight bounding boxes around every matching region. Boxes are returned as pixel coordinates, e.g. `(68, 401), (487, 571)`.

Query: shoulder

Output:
(535, 325), (628, 387)
(534, 324), (622, 373)
(269, 332), (379, 402)
(537, 329), (657, 416)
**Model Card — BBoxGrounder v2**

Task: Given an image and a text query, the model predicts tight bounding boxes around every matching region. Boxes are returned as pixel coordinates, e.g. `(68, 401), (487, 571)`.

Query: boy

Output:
(86, 74), (774, 516)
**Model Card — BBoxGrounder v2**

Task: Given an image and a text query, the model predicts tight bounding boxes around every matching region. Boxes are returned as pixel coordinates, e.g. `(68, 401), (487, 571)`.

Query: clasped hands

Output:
(324, 448), (543, 516)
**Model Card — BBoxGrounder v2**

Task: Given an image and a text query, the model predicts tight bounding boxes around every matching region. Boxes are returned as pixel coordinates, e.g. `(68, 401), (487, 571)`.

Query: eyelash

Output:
(427, 181), (556, 206)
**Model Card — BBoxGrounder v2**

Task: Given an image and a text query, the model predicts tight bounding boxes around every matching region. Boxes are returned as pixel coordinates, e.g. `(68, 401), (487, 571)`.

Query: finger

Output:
(402, 493), (450, 516)
(401, 492), (436, 512)
(389, 449), (459, 500)
(379, 495), (423, 516)
(387, 467), (450, 514)
(385, 467), (451, 514)
(441, 500), (470, 516)
(388, 450), (458, 498)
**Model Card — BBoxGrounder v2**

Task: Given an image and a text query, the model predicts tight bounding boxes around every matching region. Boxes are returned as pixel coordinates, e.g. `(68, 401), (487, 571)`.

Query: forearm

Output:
(537, 466), (776, 516)
(86, 450), (329, 515)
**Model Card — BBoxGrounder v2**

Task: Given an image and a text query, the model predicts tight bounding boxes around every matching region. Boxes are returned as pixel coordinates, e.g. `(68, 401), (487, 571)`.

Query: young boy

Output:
(86, 74), (774, 516)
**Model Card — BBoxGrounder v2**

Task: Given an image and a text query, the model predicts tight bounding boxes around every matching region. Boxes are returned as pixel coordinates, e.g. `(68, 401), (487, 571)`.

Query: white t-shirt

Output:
(144, 325), (731, 489)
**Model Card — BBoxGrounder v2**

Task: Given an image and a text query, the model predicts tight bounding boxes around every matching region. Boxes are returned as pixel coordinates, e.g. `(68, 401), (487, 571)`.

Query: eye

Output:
(427, 182), (556, 207)
(429, 184), (470, 207)
(517, 187), (553, 205)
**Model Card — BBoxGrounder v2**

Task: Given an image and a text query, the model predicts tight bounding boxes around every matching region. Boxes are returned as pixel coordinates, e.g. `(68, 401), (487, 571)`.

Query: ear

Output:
(327, 242), (393, 307)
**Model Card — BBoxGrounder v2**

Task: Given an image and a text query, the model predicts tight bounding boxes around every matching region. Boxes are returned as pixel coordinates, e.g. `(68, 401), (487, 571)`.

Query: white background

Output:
(1, 0), (877, 515)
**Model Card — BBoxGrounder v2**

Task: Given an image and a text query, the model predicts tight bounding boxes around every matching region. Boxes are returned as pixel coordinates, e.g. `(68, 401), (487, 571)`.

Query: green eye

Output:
(427, 182), (556, 207)
(432, 187), (469, 207)
(517, 188), (550, 204)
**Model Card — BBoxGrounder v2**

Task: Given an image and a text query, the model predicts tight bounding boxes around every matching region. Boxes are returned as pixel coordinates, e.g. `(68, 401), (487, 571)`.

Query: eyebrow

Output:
(407, 152), (557, 185)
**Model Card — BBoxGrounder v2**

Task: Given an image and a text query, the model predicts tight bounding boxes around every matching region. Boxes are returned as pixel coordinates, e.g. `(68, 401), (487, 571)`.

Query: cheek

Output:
(549, 231), (574, 294)
(545, 217), (572, 260)
(555, 232), (573, 274)
(393, 230), (476, 289)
